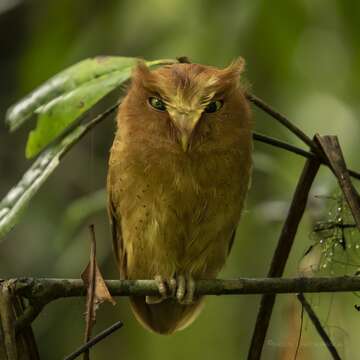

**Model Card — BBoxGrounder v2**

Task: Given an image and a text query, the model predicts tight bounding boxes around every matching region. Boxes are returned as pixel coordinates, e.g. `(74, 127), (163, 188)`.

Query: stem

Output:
(247, 157), (320, 360)
(297, 293), (342, 360)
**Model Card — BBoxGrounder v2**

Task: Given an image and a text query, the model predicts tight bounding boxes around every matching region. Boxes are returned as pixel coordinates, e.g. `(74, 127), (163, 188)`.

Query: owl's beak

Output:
(170, 111), (202, 152)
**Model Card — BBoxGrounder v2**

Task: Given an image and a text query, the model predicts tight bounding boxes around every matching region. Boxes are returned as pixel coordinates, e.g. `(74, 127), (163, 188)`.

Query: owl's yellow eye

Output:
(149, 97), (166, 111)
(204, 100), (223, 113)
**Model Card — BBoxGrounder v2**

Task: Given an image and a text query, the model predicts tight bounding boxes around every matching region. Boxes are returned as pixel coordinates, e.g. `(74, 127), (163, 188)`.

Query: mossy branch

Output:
(7, 275), (360, 305)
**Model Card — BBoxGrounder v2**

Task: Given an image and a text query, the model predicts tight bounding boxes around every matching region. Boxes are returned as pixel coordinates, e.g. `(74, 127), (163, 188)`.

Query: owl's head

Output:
(119, 59), (251, 153)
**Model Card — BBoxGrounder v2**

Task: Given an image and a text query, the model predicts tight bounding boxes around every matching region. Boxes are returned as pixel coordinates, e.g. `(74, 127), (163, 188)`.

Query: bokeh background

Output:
(1, 0), (360, 359)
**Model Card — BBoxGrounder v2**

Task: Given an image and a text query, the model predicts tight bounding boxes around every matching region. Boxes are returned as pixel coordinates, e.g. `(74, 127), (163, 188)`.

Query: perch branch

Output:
(9, 276), (360, 298)
(6, 275), (360, 331)
(297, 293), (342, 360)
(247, 157), (320, 360)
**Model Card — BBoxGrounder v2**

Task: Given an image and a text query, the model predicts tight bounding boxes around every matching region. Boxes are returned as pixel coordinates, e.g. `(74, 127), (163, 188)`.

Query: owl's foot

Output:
(145, 274), (195, 305)
(145, 275), (176, 304)
(175, 274), (195, 305)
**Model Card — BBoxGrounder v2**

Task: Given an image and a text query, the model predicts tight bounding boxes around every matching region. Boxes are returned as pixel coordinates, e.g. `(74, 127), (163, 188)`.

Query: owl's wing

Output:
(107, 192), (127, 279)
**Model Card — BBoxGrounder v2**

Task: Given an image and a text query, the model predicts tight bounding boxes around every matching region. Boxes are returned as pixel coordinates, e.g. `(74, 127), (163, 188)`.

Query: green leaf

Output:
(5, 57), (175, 158)
(6, 57), (129, 130)
(0, 103), (118, 241)
(25, 69), (126, 158)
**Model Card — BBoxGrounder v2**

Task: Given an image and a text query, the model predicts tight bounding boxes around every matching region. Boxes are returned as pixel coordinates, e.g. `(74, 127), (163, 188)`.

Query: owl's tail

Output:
(129, 297), (204, 335)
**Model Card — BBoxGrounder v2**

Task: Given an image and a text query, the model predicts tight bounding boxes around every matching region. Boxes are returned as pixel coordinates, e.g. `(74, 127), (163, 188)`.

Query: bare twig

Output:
(252, 132), (360, 181)
(253, 132), (315, 159)
(176, 56), (191, 63)
(294, 302), (304, 360)
(315, 135), (360, 229)
(63, 321), (123, 360)
(247, 157), (321, 360)
(297, 293), (341, 360)
(246, 93), (317, 151)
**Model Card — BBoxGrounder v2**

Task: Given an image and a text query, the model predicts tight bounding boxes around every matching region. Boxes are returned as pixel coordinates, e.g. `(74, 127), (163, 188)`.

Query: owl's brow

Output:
(211, 91), (226, 100)
(141, 83), (169, 102)
(199, 94), (214, 105)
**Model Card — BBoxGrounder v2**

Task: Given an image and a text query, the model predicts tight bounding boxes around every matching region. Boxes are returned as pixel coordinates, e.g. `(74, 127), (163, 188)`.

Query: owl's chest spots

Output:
(125, 151), (241, 234)
(114, 146), (248, 277)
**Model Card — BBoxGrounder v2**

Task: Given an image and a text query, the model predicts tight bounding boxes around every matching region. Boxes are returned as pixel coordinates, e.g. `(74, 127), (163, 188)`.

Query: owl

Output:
(107, 58), (253, 334)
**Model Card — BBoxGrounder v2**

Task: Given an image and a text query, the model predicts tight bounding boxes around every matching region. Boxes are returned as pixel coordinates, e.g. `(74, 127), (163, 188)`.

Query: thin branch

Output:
(246, 93), (317, 151)
(64, 321), (123, 360)
(294, 301), (304, 360)
(247, 157), (321, 360)
(246, 100), (360, 180)
(253, 132), (316, 159)
(297, 293), (341, 360)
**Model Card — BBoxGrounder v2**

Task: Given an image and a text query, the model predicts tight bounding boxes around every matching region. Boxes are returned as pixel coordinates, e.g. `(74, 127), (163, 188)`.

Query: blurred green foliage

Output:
(0, 0), (360, 359)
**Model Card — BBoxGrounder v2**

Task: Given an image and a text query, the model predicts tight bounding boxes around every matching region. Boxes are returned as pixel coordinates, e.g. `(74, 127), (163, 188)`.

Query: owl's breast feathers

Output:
(108, 130), (252, 281)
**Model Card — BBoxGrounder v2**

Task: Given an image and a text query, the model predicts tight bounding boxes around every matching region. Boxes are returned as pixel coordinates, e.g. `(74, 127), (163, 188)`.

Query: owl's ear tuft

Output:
(132, 60), (160, 92)
(228, 57), (246, 73)
(132, 61), (152, 81)
(219, 57), (246, 85)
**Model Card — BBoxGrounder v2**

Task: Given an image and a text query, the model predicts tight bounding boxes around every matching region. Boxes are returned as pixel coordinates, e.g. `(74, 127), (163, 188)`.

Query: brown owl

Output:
(107, 58), (253, 334)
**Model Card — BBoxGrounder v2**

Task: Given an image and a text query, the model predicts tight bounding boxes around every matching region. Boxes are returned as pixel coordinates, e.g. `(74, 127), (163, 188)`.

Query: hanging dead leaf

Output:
(81, 225), (115, 360)
(81, 261), (116, 308)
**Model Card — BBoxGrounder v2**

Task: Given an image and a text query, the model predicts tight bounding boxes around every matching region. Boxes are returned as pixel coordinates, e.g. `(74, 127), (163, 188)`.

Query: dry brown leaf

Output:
(81, 261), (116, 308)
(81, 225), (115, 360)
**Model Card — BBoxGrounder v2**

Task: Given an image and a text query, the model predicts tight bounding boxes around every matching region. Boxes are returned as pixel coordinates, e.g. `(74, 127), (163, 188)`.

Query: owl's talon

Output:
(176, 274), (196, 305)
(168, 278), (177, 297)
(145, 274), (196, 305)
(146, 275), (168, 304)
(176, 275), (186, 301)
(183, 276), (195, 304)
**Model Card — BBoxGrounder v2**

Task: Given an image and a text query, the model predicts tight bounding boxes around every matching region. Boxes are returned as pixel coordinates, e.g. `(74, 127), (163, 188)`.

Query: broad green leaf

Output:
(6, 57), (133, 130)
(5, 57), (176, 158)
(25, 70), (126, 158)
(0, 103), (118, 241)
